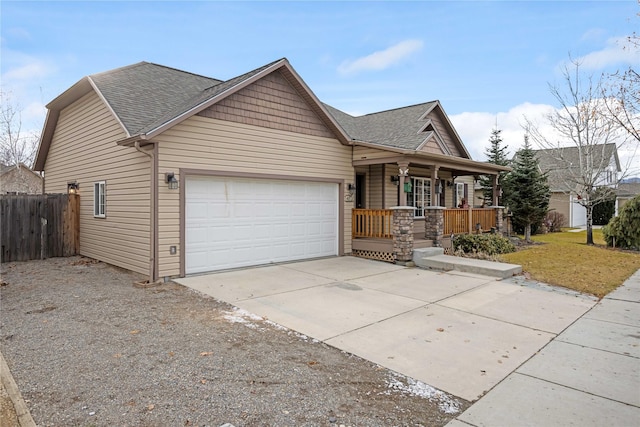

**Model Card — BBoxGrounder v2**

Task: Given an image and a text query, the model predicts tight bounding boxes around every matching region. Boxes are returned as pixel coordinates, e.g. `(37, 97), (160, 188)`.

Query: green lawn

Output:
(499, 229), (640, 298)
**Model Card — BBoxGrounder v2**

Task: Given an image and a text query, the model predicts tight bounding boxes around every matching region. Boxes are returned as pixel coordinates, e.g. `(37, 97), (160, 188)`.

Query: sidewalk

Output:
(448, 269), (640, 426)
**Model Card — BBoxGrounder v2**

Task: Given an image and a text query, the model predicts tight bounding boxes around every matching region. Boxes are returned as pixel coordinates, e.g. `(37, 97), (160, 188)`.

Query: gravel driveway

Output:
(0, 257), (467, 426)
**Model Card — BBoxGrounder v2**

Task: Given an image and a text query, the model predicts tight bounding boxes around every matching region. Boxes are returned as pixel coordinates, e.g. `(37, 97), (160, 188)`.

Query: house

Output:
(533, 144), (621, 228)
(616, 181), (640, 215)
(0, 163), (43, 194)
(34, 59), (509, 281)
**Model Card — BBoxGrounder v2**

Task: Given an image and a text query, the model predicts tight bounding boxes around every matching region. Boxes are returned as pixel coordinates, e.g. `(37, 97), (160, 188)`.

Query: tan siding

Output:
(369, 165), (383, 209)
(549, 192), (570, 225)
(353, 146), (397, 161)
(429, 112), (462, 157)
(420, 138), (445, 155)
(44, 91), (151, 276)
(384, 165), (399, 208)
(155, 116), (354, 277)
(198, 71), (334, 139)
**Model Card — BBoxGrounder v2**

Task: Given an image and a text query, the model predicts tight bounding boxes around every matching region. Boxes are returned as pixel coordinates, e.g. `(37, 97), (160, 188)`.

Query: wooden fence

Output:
(0, 194), (79, 262)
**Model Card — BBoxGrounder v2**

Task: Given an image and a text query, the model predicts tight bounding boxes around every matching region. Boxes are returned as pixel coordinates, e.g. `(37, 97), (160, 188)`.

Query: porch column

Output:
(431, 166), (440, 207)
(397, 162), (409, 206)
(492, 174), (499, 206)
(490, 205), (505, 234)
(424, 206), (446, 247)
(391, 206), (415, 264)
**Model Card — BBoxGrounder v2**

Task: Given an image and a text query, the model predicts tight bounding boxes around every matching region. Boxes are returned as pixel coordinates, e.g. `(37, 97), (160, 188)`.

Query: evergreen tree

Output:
(503, 136), (550, 242)
(480, 128), (510, 205)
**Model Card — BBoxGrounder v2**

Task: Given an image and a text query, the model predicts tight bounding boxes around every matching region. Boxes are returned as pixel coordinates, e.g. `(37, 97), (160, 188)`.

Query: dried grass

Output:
(500, 229), (640, 298)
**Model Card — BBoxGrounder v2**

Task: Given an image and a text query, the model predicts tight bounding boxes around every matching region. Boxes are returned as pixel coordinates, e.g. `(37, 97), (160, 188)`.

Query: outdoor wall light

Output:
(165, 172), (179, 190)
(348, 183), (356, 192)
(67, 182), (79, 194)
(390, 176), (400, 185)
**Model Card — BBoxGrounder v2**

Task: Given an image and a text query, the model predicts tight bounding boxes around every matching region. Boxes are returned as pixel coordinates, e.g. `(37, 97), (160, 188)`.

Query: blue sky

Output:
(1, 0), (638, 170)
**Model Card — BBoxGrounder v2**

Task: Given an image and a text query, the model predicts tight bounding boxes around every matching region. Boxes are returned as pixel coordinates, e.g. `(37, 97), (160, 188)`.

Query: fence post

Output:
(391, 206), (415, 264)
(40, 217), (48, 260)
(64, 193), (80, 255)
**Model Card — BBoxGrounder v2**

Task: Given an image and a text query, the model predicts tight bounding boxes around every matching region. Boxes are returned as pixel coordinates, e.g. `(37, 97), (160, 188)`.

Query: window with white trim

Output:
(407, 177), (431, 217)
(456, 182), (465, 207)
(93, 181), (106, 218)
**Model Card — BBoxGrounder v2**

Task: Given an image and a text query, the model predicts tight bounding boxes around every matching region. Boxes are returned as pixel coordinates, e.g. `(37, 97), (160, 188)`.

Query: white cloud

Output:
(576, 36), (640, 70)
(2, 59), (55, 83)
(338, 39), (423, 75)
(450, 102), (639, 177)
(450, 103), (556, 161)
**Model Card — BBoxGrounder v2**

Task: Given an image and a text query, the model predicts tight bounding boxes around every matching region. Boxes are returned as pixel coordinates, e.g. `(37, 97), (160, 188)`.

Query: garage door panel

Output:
(186, 176), (338, 274)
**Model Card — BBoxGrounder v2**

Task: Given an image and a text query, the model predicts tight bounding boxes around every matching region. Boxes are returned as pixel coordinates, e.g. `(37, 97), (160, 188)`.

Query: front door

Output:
(355, 173), (366, 208)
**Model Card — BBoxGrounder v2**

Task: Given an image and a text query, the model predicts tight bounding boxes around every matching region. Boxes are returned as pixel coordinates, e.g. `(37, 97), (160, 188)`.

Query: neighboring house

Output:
(0, 163), (43, 194)
(616, 182), (640, 215)
(34, 59), (508, 280)
(533, 144), (621, 228)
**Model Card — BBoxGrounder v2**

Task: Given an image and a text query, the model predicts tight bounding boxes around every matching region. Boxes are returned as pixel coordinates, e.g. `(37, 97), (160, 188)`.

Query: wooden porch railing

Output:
(443, 208), (496, 235)
(352, 209), (393, 238)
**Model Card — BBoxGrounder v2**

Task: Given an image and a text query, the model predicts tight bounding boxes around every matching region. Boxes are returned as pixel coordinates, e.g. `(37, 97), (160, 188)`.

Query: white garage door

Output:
(185, 176), (338, 274)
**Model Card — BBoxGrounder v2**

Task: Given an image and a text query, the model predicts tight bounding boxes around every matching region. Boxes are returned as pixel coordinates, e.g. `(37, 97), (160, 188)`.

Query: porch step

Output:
(413, 249), (522, 279)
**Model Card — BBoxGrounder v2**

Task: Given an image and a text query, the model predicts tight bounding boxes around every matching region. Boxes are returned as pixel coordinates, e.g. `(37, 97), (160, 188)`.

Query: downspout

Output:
(135, 140), (157, 283)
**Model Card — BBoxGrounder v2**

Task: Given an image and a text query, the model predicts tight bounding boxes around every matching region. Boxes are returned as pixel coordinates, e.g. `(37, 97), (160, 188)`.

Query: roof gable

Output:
(325, 101), (472, 159)
(196, 70), (335, 139)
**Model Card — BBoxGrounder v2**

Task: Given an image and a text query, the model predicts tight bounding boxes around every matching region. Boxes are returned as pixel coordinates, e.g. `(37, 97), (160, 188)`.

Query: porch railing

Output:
(443, 208), (496, 235)
(352, 209), (393, 239)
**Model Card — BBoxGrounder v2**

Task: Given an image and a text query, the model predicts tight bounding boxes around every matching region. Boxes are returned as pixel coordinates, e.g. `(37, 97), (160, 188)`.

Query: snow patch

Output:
(222, 309), (319, 343)
(222, 308), (263, 327)
(384, 373), (461, 414)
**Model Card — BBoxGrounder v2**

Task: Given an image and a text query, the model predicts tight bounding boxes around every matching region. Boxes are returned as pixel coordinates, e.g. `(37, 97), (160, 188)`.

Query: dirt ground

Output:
(0, 257), (468, 427)
(1, 382), (19, 426)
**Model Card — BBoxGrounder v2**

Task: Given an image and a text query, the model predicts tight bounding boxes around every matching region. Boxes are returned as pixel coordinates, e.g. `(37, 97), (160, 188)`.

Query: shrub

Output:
(592, 187), (616, 225)
(453, 233), (516, 256)
(544, 211), (566, 232)
(603, 195), (640, 250)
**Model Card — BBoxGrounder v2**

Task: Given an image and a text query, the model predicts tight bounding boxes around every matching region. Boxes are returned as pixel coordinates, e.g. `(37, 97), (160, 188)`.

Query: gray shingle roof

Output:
(90, 59), (288, 137)
(617, 182), (640, 198)
(90, 62), (222, 135)
(136, 59), (284, 134)
(324, 102), (439, 150)
(532, 143), (620, 192)
(90, 59), (453, 153)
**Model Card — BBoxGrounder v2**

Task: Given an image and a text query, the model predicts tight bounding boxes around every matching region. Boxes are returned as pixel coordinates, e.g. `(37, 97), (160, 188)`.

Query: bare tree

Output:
(602, 29), (639, 143)
(524, 60), (632, 245)
(0, 90), (39, 168)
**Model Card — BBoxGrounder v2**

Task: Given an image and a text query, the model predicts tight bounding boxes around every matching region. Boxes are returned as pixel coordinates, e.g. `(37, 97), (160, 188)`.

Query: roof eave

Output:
(353, 140), (510, 174)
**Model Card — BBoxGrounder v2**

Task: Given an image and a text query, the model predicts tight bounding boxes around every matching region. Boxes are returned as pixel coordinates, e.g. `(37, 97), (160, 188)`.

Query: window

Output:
(456, 182), (465, 207)
(94, 181), (106, 218)
(407, 177), (431, 217)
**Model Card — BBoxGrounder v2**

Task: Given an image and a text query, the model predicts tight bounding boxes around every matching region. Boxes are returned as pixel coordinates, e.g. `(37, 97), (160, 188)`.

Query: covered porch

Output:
(349, 146), (510, 263)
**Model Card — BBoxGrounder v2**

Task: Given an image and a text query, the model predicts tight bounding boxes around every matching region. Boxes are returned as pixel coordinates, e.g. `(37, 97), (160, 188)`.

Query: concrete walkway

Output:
(176, 256), (598, 403)
(448, 269), (640, 426)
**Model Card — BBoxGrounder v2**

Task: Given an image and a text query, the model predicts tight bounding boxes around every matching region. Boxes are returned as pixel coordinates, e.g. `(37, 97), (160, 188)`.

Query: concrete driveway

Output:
(176, 256), (596, 402)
